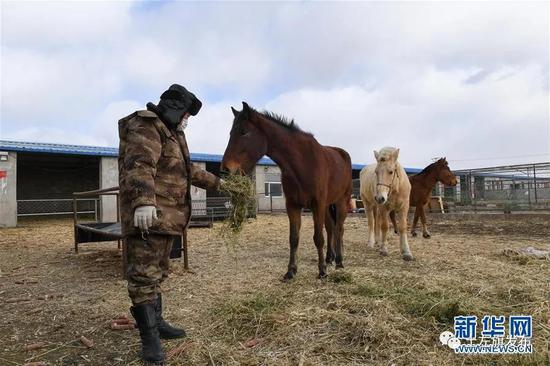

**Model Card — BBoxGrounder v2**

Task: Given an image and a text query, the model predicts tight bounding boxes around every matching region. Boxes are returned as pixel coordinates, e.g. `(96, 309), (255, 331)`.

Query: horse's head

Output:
(374, 147), (400, 204)
(221, 102), (268, 175)
(436, 158), (457, 186)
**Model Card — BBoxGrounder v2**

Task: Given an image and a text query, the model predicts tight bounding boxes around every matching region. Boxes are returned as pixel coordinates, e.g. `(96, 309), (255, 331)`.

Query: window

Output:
(264, 182), (283, 197)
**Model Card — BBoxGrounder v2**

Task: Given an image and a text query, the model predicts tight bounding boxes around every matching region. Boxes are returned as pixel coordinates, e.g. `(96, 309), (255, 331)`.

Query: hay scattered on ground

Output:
(218, 174), (255, 246)
(502, 246), (550, 260)
(1, 214), (549, 365)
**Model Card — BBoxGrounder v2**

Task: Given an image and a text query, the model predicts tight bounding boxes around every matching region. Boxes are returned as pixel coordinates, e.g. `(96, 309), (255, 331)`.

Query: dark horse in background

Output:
(221, 102), (352, 280)
(390, 158), (457, 238)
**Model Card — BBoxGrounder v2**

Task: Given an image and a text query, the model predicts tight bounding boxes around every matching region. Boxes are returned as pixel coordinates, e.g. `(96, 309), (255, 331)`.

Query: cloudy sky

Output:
(1, 1), (548, 169)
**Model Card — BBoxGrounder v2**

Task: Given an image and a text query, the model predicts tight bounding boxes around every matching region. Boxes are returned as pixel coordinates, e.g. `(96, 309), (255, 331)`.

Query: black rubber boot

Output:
(156, 294), (186, 339)
(130, 303), (165, 365)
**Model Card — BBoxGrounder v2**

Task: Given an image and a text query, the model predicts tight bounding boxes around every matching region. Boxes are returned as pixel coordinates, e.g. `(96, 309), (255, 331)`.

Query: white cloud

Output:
(1, 1), (548, 170)
(1, 1), (132, 47)
(92, 100), (144, 147)
(2, 126), (105, 147)
(2, 48), (123, 125)
(185, 99), (240, 155)
(264, 64), (549, 170)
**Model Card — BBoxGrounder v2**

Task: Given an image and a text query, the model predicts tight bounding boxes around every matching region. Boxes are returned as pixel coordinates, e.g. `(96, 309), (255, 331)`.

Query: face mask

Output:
(157, 106), (185, 128)
(181, 118), (189, 130)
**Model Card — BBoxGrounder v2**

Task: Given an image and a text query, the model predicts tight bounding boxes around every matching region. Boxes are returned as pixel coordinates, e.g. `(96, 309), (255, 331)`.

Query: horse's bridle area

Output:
(376, 170), (398, 196)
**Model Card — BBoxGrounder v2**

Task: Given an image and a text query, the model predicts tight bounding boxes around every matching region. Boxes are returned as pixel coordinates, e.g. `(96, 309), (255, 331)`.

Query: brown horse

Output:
(221, 102), (352, 280)
(390, 158), (457, 238)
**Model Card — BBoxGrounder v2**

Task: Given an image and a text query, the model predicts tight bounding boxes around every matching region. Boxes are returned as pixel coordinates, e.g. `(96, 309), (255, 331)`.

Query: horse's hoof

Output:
(379, 250), (389, 257)
(423, 233), (431, 239)
(325, 258), (334, 265)
(283, 271), (295, 281)
(411, 231), (418, 237)
(403, 254), (414, 261)
(318, 272), (328, 279)
(367, 241), (375, 249)
(335, 263), (344, 269)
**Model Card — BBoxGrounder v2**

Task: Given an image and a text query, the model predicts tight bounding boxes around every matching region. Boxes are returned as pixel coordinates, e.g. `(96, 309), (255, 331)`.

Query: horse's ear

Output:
(242, 101), (250, 118)
(393, 148), (400, 160)
(374, 150), (380, 161)
(231, 106), (239, 118)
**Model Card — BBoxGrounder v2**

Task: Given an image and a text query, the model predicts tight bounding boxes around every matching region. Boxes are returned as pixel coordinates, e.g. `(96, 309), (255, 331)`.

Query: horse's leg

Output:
(378, 206), (389, 256)
(397, 205), (414, 261)
(374, 205), (382, 246)
(369, 205), (377, 248)
(334, 199), (348, 269)
(324, 210), (335, 265)
(283, 205), (302, 281)
(312, 204), (327, 278)
(420, 205), (431, 238)
(389, 210), (398, 234)
(364, 200), (376, 248)
(411, 206), (421, 237)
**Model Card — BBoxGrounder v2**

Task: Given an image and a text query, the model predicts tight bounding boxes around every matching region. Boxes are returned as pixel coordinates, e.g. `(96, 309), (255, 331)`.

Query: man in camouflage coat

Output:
(118, 84), (222, 365)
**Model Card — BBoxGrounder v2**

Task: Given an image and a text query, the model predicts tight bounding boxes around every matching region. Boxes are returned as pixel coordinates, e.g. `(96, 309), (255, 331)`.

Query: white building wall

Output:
(99, 157), (119, 222)
(255, 165), (286, 212)
(0, 152), (17, 227)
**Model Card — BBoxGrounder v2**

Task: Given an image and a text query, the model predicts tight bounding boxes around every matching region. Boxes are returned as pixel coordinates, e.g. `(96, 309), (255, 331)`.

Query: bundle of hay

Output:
(502, 247), (550, 260)
(218, 174), (256, 245)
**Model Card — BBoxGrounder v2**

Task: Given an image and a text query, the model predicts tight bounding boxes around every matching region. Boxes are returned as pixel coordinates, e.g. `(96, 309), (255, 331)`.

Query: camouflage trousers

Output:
(126, 234), (175, 305)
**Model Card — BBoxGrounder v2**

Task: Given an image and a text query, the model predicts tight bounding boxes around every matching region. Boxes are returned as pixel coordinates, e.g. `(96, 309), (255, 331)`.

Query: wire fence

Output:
(19, 162), (549, 218)
(17, 196), (255, 220)
(449, 162), (550, 212)
(18, 198), (98, 217)
(352, 162), (550, 213)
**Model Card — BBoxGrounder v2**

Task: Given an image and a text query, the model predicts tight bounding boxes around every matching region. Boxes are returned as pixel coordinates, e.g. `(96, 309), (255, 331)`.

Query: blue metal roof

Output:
(0, 140), (277, 165)
(0, 140), (119, 157)
(0, 140), (424, 172)
(351, 162), (422, 174)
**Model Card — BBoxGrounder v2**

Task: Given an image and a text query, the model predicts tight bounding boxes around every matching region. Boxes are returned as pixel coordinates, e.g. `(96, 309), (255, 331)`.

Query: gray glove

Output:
(133, 205), (158, 231)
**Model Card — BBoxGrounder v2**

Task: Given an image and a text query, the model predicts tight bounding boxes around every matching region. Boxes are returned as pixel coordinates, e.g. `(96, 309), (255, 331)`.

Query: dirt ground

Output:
(1, 213), (549, 366)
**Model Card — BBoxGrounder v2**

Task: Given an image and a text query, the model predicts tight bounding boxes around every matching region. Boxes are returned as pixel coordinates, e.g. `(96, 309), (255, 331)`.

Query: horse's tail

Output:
(329, 203), (340, 254)
(329, 204), (337, 223)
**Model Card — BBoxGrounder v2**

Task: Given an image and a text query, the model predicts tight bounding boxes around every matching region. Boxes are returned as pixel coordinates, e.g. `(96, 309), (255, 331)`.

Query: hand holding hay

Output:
(218, 174), (255, 245)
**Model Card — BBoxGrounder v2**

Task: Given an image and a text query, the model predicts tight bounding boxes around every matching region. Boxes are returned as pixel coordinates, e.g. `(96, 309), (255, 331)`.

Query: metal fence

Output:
(352, 162), (550, 213)
(21, 162), (549, 218)
(449, 162), (550, 212)
(193, 197), (242, 221)
(17, 196), (247, 219)
(18, 198), (98, 217)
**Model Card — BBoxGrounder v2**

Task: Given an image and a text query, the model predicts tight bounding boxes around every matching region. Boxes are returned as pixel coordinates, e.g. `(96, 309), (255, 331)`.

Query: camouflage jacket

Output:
(118, 110), (220, 236)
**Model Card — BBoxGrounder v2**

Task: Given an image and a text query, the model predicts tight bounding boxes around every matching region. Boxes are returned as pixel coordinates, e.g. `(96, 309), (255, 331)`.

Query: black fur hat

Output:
(147, 84), (202, 128)
(159, 84), (202, 116)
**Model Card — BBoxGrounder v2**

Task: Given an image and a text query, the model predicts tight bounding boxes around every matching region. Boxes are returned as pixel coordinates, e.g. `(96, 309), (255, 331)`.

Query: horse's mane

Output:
(258, 110), (314, 137)
(232, 103), (314, 137)
(417, 158), (447, 175)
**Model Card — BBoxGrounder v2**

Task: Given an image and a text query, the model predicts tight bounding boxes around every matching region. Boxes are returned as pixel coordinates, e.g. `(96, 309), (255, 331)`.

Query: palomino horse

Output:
(221, 102), (352, 280)
(359, 147), (413, 261)
(389, 158), (457, 238)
